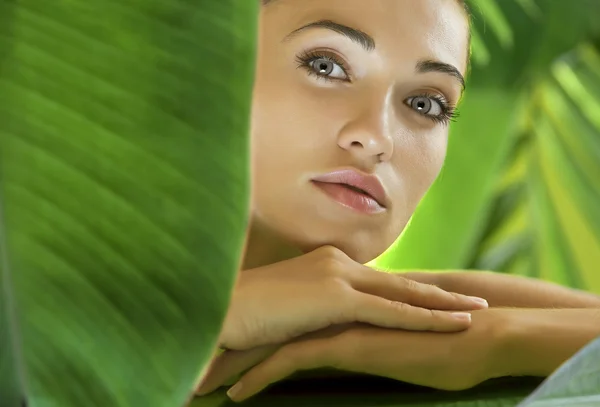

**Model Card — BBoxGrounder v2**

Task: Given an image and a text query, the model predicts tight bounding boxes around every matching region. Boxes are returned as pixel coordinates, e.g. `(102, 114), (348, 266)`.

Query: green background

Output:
(1, 0), (599, 406)
(374, 0), (600, 296)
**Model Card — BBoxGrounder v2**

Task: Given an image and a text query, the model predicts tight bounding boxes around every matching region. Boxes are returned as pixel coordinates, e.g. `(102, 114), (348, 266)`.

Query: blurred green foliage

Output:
(2, 1), (599, 407)
(375, 0), (600, 295)
(0, 1), (257, 406)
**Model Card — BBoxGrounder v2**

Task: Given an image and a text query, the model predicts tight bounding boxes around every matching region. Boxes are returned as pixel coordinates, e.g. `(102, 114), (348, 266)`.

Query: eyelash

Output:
(295, 49), (352, 81)
(295, 50), (459, 126)
(409, 93), (459, 126)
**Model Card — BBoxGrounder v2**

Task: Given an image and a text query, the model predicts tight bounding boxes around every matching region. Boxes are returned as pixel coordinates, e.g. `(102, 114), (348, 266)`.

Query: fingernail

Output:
(227, 382), (243, 400)
(452, 312), (471, 322)
(468, 296), (489, 307)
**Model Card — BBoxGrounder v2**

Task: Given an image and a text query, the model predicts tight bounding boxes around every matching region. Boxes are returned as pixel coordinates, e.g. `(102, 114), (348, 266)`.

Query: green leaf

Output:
(517, 337), (600, 407)
(0, 1), (257, 406)
(459, 42), (600, 293)
(469, 0), (515, 49)
(0, 259), (22, 406)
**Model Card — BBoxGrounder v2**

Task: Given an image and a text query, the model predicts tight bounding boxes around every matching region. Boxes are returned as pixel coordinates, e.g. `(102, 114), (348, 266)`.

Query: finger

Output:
(350, 292), (473, 332)
(196, 345), (277, 396)
(225, 340), (330, 402)
(347, 266), (488, 311)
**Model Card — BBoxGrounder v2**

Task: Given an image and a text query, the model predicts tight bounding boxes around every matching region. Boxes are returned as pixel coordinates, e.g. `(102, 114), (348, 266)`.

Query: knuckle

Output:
(313, 246), (357, 281)
(389, 300), (410, 314)
(401, 276), (419, 291)
(398, 277), (421, 301)
(314, 245), (345, 260)
(424, 308), (438, 330)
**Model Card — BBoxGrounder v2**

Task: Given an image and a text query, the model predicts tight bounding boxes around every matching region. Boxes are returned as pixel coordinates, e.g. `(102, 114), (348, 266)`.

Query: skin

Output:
(194, 0), (600, 402)
(245, 0), (469, 268)
(198, 309), (600, 401)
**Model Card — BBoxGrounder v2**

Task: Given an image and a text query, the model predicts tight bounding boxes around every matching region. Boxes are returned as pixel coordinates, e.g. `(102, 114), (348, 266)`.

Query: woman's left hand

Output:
(196, 309), (508, 402)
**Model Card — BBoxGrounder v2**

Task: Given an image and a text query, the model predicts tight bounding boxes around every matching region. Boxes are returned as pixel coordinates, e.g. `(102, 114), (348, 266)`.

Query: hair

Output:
(263, 0), (470, 14)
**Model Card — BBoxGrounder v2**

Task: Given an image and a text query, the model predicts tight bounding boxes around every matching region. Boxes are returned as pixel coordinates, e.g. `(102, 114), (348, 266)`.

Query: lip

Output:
(311, 169), (388, 214)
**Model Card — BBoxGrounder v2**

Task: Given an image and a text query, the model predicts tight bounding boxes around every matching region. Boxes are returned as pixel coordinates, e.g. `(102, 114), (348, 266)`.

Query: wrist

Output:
(476, 309), (520, 381)
(494, 308), (600, 378)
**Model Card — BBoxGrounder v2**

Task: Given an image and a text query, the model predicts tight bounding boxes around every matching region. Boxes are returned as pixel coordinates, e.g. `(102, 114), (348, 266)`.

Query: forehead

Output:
(263, 0), (469, 75)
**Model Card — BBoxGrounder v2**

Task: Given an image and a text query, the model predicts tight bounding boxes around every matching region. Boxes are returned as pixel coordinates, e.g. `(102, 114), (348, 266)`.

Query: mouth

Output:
(311, 169), (388, 208)
(310, 169), (388, 215)
(311, 181), (385, 214)
(337, 183), (382, 205)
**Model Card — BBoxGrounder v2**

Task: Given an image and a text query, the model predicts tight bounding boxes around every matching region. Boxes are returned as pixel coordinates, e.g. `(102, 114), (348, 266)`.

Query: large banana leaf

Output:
(0, 1), (258, 406)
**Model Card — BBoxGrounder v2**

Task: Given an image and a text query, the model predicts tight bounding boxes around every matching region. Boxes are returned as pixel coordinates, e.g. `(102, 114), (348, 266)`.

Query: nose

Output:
(336, 92), (394, 163)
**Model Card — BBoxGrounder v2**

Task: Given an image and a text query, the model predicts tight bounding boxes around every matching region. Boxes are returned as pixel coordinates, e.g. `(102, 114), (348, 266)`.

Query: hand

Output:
(198, 309), (506, 402)
(219, 246), (489, 351)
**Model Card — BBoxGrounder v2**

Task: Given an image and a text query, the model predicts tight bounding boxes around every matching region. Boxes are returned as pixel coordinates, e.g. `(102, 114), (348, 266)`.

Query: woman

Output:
(197, 0), (600, 402)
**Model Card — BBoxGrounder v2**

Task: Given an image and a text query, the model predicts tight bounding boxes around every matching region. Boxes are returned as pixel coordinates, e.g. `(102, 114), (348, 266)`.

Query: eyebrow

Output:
(283, 19), (376, 52)
(416, 59), (466, 91)
(283, 19), (465, 91)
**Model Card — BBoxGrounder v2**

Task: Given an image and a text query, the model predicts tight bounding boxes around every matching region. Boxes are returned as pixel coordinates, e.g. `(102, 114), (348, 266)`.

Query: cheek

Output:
(249, 79), (335, 211)
(251, 80), (344, 169)
(251, 98), (311, 172)
(423, 134), (449, 180)
(393, 131), (448, 203)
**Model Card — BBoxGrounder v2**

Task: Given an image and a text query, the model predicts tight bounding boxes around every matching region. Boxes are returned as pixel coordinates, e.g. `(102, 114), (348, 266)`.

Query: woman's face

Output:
(251, 0), (469, 264)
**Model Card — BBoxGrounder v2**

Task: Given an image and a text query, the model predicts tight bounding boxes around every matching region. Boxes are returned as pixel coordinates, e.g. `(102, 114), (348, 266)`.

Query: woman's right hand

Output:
(218, 246), (488, 351)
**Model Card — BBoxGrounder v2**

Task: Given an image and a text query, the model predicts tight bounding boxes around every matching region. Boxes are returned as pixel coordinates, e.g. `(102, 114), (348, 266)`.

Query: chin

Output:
(253, 202), (401, 265)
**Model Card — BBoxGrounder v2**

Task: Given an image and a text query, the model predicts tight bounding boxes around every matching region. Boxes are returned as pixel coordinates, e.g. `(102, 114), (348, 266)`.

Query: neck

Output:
(242, 219), (303, 270)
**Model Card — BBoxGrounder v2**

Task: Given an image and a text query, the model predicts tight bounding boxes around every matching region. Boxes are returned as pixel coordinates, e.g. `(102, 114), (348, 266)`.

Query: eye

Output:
(404, 94), (457, 125)
(296, 50), (351, 82)
(406, 96), (443, 116)
(308, 57), (348, 80)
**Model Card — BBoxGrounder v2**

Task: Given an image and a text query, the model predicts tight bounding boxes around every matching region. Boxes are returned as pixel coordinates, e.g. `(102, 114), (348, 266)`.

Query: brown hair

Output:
(263, 0), (469, 13)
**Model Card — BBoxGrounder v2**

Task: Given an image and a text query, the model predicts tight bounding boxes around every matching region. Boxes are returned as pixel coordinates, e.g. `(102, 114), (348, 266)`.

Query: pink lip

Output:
(311, 169), (388, 214)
